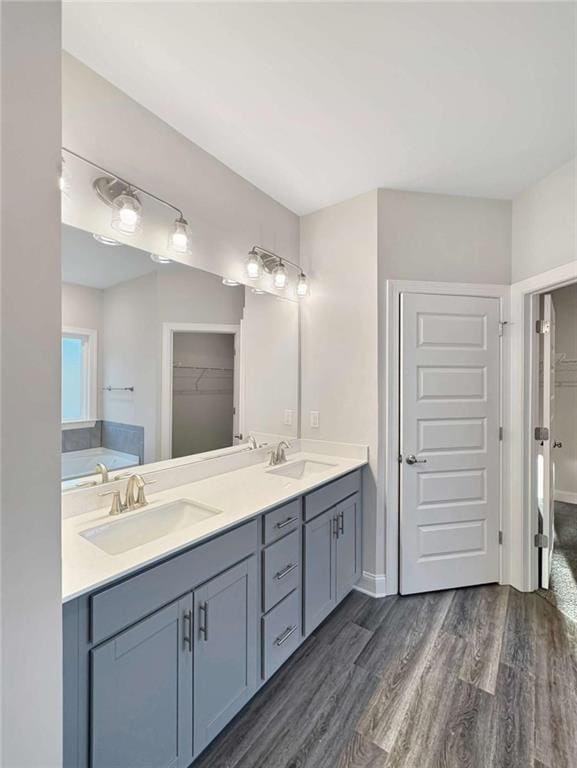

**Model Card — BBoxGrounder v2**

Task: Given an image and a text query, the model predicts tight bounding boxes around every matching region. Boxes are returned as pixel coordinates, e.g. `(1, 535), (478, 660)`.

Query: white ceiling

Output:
(63, 2), (576, 215)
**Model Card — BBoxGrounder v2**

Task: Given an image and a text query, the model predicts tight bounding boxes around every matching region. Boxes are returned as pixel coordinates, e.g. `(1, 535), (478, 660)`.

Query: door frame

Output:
(509, 261), (577, 592)
(383, 279), (510, 595)
(160, 322), (242, 460)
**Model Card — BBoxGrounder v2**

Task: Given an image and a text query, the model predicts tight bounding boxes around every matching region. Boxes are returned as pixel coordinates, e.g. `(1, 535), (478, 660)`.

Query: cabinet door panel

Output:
(336, 493), (362, 601)
(304, 507), (336, 635)
(194, 557), (257, 756)
(91, 595), (193, 768)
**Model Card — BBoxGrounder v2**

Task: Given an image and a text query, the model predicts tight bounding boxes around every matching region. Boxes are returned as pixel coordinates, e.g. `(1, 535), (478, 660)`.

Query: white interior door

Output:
(400, 293), (501, 595)
(540, 294), (556, 589)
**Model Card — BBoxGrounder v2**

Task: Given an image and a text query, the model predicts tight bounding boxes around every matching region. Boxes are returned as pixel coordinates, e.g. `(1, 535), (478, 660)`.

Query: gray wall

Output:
(378, 188), (512, 283)
(512, 158), (576, 283)
(0, 2), (62, 765)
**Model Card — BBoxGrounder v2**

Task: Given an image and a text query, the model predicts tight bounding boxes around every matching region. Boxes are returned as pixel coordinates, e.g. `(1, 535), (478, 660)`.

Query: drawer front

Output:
(263, 499), (301, 545)
(304, 469), (361, 522)
(262, 590), (301, 680)
(90, 520), (258, 645)
(262, 530), (300, 613)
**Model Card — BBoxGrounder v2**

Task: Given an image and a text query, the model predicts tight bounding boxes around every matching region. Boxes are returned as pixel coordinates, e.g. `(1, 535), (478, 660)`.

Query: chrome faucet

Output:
(269, 440), (291, 466)
(100, 473), (155, 516)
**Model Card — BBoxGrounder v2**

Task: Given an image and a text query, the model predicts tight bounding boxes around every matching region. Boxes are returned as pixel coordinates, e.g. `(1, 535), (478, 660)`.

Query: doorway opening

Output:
(161, 322), (241, 460)
(534, 282), (577, 623)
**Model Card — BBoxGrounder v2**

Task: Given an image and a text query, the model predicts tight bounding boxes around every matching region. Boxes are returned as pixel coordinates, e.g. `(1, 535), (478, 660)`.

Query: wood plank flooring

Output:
(193, 586), (577, 768)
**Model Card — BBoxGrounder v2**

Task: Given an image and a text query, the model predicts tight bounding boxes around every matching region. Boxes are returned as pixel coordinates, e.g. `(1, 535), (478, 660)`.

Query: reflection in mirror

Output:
(61, 224), (299, 488)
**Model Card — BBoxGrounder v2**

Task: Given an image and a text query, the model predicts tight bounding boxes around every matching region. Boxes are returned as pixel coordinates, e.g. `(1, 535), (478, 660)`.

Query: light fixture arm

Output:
(249, 245), (304, 276)
(62, 147), (185, 219)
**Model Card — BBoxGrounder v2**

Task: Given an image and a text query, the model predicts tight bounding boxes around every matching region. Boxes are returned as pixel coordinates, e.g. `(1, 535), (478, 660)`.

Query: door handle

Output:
(183, 609), (192, 652)
(338, 510), (344, 536)
(405, 454), (427, 465)
(553, 440), (563, 448)
(199, 602), (208, 641)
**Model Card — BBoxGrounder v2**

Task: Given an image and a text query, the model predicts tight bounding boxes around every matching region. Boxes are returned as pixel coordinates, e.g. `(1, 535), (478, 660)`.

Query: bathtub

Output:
(62, 447), (140, 484)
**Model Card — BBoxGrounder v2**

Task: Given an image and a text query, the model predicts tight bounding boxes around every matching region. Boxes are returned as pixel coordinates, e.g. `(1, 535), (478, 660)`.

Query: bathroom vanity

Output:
(63, 457), (364, 768)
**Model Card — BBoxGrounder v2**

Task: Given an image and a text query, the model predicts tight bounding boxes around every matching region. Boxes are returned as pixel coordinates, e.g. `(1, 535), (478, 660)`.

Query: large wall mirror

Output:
(61, 222), (299, 489)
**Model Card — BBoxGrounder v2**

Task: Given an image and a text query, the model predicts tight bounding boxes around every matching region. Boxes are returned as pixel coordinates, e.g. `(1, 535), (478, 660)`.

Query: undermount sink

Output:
(267, 459), (336, 480)
(80, 499), (222, 555)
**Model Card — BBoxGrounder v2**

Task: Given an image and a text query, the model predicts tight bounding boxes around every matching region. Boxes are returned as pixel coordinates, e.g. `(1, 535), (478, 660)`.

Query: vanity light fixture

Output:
(93, 233), (121, 246)
(296, 272), (309, 297)
(222, 278), (241, 287)
(245, 249), (263, 279)
(168, 215), (192, 256)
(150, 253), (172, 265)
(247, 245), (309, 296)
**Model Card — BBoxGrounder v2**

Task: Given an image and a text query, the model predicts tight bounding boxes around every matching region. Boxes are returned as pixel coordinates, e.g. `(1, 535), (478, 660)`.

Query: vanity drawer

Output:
(262, 589), (301, 680)
(304, 469), (361, 521)
(262, 530), (300, 613)
(262, 499), (301, 545)
(90, 520), (258, 645)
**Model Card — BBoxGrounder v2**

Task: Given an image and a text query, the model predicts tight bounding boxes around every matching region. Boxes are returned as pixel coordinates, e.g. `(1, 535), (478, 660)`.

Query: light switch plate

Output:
(283, 409), (293, 426)
(310, 411), (320, 428)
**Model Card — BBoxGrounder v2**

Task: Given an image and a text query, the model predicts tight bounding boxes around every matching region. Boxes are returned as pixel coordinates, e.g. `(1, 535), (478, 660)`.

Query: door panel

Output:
(335, 493), (362, 601)
(540, 294), (556, 588)
(400, 293), (501, 594)
(303, 508), (336, 634)
(91, 595), (193, 768)
(193, 558), (257, 756)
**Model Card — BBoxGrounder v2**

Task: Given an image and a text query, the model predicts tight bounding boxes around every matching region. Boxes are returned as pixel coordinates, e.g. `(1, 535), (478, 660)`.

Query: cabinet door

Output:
(303, 507), (337, 635)
(336, 493), (362, 601)
(193, 557), (257, 756)
(91, 595), (193, 768)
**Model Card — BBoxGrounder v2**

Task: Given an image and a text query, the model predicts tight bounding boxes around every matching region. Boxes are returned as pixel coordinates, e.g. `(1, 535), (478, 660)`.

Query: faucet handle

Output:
(136, 479), (156, 506)
(99, 489), (125, 516)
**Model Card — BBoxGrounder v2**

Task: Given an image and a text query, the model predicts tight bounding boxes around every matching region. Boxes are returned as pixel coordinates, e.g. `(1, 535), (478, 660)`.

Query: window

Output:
(61, 327), (97, 426)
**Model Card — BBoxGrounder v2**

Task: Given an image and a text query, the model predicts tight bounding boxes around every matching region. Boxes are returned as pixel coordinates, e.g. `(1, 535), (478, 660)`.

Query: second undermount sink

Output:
(80, 499), (222, 555)
(267, 459), (337, 480)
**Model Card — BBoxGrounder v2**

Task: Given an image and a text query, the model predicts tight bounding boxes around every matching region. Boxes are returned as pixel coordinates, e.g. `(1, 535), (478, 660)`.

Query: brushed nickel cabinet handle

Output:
(275, 625), (298, 646)
(274, 563), (298, 581)
(183, 609), (192, 652)
(332, 515), (339, 539)
(199, 602), (208, 641)
(338, 510), (344, 535)
(276, 516), (297, 530)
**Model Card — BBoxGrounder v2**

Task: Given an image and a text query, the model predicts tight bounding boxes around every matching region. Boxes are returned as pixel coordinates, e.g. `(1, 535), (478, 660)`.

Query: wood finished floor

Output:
(194, 586), (577, 768)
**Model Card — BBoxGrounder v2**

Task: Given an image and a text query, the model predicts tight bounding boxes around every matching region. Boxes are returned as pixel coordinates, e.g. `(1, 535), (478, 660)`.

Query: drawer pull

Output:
(276, 516), (297, 530)
(275, 625), (298, 646)
(338, 510), (344, 536)
(183, 609), (192, 652)
(274, 563), (298, 581)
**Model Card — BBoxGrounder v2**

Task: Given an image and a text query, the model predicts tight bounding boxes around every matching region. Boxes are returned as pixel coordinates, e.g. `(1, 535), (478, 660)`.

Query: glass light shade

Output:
(111, 192), (142, 235)
(168, 217), (191, 256)
(150, 253), (172, 265)
(251, 288), (266, 295)
(297, 273), (309, 297)
(272, 262), (288, 290)
(222, 278), (241, 287)
(93, 233), (120, 246)
(245, 250), (263, 279)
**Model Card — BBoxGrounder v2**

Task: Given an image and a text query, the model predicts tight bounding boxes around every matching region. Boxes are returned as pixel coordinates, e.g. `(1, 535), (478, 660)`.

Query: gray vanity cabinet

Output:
(91, 595), (193, 768)
(335, 492), (362, 601)
(193, 557), (257, 757)
(303, 488), (362, 635)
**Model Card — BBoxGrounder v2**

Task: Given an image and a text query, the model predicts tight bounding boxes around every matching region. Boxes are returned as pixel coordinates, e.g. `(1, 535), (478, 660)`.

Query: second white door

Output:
(400, 293), (501, 595)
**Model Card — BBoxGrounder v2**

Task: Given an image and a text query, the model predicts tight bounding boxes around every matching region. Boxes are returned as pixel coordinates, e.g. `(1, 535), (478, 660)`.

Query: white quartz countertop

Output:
(62, 451), (367, 602)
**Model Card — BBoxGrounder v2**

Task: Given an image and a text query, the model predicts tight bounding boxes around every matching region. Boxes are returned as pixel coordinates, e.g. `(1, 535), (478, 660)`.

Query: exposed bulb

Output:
(168, 216), (191, 256)
(111, 191), (142, 235)
(245, 250), (263, 279)
(273, 261), (288, 290)
(297, 273), (309, 297)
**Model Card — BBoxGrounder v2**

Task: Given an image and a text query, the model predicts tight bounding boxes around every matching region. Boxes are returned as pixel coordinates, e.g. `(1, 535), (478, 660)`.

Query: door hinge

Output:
(534, 426), (550, 442)
(536, 320), (551, 335)
(498, 530), (503, 545)
(534, 533), (549, 548)
(498, 321), (508, 337)
(499, 426), (503, 441)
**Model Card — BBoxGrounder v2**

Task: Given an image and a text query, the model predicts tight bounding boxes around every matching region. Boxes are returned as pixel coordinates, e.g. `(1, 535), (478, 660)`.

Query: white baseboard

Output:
(555, 490), (577, 505)
(354, 571), (387, 598)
